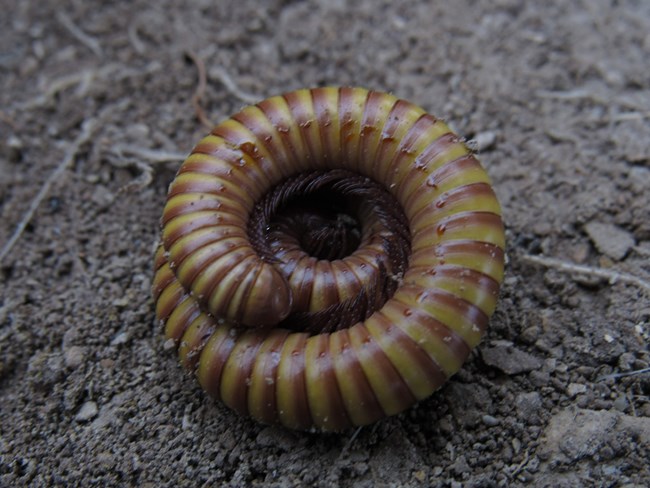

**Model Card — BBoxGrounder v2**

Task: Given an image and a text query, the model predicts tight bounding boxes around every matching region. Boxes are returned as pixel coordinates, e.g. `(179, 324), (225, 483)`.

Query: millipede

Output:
(152, 86), (505, 431)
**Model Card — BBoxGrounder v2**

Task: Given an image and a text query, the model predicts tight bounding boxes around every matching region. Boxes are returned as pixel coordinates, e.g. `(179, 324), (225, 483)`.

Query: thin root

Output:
(598, 367), (650, 381)
(56, 11), (103, 58)
(210, 66), (261, 105)
(0, 119), (99, 264)
(337, 426), (363, 460)
(105, 144), (187, 191)
(521, 254), (650, 295)
(186, 51), (214, 131)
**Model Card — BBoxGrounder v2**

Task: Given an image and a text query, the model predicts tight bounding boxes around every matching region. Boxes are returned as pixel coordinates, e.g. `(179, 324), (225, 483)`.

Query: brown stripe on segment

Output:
(412, 132), (459, 171)
(411, 264), (501, 299)
(376, 113), (438, 185)
(162, 194), (229, 225)
(191, 137), (221, 156)
(311, 87), (341, 165)
(232, 106), (290, 183)
(338, 87), (367, 169)
(383, 297), (471, 372)
(410, 239), (504, 269)
(367, 311), (447, 399)
(174, 238), (251, 288)
(283, 90), (321, 166)
(220, 331), (266, 416)
(155, 280), (187, 323)
(357, 90), (389, 173)
(197, 248), (258, 317)
(220, 255), (262, 322)
(394, 132), (460, 207)
(398, 113), (439, 152)
(343, 254), (381, 291)
(400, 283), (490, 343)
(163, 211), (231, 248)
(276, 333), (312, 429)
(274, 247), (303, 278)
(152, 262), (175, 302)
(305, 334), (351, 431)
(432, 154), (483, 182)
(309, 261), (340, 311)
(154, 245), (167, 271)
(348, 323), (415, 416)
(409, 183), (500, 230)
(178, 313), (217, 371)
(257, 97), (305, 172)
(169, 227), (246, 269)
(216, 114), (286, 184)
(187, 245), (251, 299)
(163, 293), (202, 342)
(405, 157), (495, 219)
(331, 260), (364, 304)
(330, 328), (384, 426)
(435, 182), (497, 214)
(412, 211), (505, 251)
(197, 327), (240, 399)
(179, 156), (265, 200)
(404, 264), (501, 316)
(287, 257), (316, 313)
(191, 140), (239, 165)
(248, 329), (291, 425)
(372, 99), (417, 176)
(237, 262), (293, 328)
(166, 173), (229, 197)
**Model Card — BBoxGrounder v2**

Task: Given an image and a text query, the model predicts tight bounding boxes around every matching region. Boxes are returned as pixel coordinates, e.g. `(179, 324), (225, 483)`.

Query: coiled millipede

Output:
(153, 87), (505, 431)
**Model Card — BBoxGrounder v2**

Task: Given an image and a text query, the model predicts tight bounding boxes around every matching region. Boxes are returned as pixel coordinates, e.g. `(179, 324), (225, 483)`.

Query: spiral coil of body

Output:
(153, 87), (505, 431)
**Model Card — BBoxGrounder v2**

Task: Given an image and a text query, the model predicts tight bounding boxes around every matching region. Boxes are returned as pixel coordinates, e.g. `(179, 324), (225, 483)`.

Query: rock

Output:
(515, 392), (542, 420)
(445, 383), (492, 428)
(28, 352), (64, 392)
(481, 341), (543, 375)
(538, 408), (650, 465)
(584, 222), (635, 261)
(368, 429), (423, 483)
(255, 426), (296, 451)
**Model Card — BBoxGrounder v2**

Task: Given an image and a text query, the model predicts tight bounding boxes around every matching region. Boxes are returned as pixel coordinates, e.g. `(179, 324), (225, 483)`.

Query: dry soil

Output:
(1, 1), (649, 487)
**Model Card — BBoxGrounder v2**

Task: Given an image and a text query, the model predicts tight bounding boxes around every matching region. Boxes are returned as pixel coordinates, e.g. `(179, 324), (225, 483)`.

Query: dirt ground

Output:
(1, 0), (649, 486)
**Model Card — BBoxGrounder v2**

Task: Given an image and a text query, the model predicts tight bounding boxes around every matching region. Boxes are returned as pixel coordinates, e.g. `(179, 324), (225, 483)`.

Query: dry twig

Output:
(521, 254), (650, 295)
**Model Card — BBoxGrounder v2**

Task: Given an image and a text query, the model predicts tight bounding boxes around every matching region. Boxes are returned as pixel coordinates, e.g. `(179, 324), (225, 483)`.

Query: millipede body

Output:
(153, 87), (505, 431)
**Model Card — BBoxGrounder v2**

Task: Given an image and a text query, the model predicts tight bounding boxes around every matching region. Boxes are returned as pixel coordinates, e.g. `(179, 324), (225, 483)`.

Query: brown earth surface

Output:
(1, 1), (649, 487)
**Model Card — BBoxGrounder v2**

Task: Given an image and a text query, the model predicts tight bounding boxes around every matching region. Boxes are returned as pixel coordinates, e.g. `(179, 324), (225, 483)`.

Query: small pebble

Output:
(64, 346), (85, 369)
(612, 395), (628, 412)
(481, 341), (543, 375)
(584, 222), (635, 261)
(567, 383), (587, 397)
(482, 414), (500, 427)
(111, 332), (130, 346)
(474, 131), (497, 151)
(75, 401), (98, 422)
